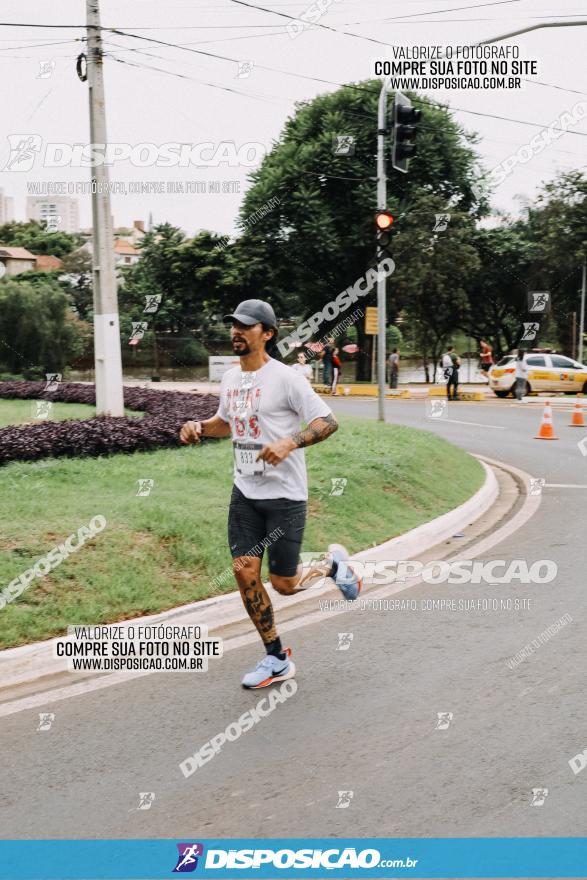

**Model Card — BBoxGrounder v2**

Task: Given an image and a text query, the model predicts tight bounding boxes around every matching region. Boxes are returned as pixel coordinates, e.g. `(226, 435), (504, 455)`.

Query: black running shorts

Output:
(227, 485), (307, 577)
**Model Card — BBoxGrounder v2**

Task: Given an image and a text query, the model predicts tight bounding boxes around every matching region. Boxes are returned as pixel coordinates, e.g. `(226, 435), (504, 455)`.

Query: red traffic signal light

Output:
(375, 211), (394, 230)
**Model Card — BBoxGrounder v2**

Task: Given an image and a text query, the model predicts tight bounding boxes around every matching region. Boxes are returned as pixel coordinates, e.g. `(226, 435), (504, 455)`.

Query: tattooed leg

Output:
(233, 555), (277, 644)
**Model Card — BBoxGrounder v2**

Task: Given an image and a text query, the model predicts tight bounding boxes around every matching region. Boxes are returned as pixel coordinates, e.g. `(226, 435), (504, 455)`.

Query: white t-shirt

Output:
(216, 357), (333, 501)
(291, 362), (313, 381)
(442, 353), (454, 369)
(515, 358), (528, 378)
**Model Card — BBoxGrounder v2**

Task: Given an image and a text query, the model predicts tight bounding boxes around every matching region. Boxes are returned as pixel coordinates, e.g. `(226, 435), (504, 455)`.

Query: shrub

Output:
(0, 281), (85, 374)
(0, 381), (219, 465)
(175, 338), (209, 366)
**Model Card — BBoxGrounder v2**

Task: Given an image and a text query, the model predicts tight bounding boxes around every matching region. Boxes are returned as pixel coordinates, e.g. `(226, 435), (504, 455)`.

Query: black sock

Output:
(265, 637), (286, 660)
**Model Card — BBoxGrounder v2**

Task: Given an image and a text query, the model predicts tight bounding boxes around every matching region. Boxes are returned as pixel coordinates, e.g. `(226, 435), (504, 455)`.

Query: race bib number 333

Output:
(233, 441), (265, 476)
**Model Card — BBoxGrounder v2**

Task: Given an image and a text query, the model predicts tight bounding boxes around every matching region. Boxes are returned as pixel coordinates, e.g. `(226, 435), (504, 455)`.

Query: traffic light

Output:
(391, 92), (422, 173)
(375, 210), (394, 250)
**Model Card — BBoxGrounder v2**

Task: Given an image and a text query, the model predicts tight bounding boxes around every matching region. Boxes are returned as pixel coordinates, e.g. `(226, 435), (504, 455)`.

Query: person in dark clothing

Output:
(388, 348), (400, 389)
(441, 346), (461, 400)
(321, 339), (333, 386)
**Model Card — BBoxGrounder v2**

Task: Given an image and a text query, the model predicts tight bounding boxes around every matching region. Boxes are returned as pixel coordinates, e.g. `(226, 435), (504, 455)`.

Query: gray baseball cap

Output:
(223, 299), (278, 330)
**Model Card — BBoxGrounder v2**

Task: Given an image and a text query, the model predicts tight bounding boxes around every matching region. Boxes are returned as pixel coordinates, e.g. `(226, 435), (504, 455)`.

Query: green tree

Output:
(391, 197), (480, 379)
(227, 82), (483, 377)
(464, 223), (545, 358)
(0, 220), (83, 259)
(0, 280), (86, 374)
(119, 224), (231, 372)
(526, 171), (587, 355)
(60, 249), (94, 321)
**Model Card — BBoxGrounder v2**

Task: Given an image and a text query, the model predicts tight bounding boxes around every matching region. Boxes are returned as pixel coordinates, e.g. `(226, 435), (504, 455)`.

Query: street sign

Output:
(365, 306), (378, 335)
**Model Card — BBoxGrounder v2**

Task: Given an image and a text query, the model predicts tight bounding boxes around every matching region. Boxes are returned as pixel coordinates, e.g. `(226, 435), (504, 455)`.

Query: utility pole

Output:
(376, 80), (390, 422)
(86, 0), (124, 416)
(376, 86), (421, 419)
(579, 256), (586, 364)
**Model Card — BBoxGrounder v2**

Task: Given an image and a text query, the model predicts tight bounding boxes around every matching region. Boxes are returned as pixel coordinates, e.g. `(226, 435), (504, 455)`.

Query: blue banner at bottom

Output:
(0, 838), (586, 879)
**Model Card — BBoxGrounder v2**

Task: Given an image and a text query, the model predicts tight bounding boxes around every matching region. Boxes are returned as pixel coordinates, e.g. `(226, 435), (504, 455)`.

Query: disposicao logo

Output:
(173, 843), (204, 872)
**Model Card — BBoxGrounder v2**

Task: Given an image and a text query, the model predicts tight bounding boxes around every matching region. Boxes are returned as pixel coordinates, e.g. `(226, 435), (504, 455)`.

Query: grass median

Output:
(0, 398), (142, 428)
(0, 413), (484, 648)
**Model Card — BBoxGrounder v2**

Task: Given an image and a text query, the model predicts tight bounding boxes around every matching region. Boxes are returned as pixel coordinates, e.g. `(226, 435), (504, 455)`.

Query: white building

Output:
(0, 189), (15, 225)
(26, 196), (80, 233)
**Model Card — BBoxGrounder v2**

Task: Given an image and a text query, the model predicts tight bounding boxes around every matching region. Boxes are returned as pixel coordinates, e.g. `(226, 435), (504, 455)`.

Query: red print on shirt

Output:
(226, 386), (263, 438)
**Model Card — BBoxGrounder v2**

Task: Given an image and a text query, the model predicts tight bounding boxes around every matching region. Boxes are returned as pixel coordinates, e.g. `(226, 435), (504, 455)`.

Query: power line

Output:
(379, 0), (521, 23)
(106, 29), (587, 138)
(106, 52), (284, 104)
(106, 24), (292, 29)
(344, 11), (587, 25)
(3, 20), (584, 142)
(0, 38), (81, 51)
(0, 22), (86, 28)
(169, 29), (287, 45)
(414, 95), (587, 137)
(521, 78), (587, 98)
(225, 0), (394, 46)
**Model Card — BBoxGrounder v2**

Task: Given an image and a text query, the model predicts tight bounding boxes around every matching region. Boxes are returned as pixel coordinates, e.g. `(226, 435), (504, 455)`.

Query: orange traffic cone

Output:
(535, 400), (558, 440)
(569, 400), (585, 427)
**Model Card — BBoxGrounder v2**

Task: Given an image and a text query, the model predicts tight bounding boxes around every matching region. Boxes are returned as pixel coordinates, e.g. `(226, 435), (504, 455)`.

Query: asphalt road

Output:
(1, 396), (586, 841)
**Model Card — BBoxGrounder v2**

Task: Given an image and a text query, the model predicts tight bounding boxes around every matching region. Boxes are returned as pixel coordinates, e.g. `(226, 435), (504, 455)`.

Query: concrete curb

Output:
(0, 461), (497, 692)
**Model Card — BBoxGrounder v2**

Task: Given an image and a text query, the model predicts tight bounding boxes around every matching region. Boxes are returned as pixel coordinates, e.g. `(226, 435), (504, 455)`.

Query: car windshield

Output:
(496, 356), (514, 366)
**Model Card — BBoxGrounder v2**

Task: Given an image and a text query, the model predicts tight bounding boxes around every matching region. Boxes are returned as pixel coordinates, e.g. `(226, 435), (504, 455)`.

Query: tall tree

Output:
(463, 223), (544, 358)
(228, 82), (483, 377)
(526, 171), (587, 355)
(391, 196), (480, 379)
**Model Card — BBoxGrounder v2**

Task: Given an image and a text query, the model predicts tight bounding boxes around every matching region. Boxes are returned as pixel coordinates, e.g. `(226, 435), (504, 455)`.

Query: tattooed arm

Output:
(256, 413), (338, 466)
(290, 413), (338, 449)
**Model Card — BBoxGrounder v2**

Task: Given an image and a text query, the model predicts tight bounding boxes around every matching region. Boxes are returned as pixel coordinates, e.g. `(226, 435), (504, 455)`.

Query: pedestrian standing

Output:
(321, 339), (333, 387)
(442, 346), (460, 400)
(388, 347), (400, 389)
(331, 347), (341, 395)
(514, 349), (528, 400)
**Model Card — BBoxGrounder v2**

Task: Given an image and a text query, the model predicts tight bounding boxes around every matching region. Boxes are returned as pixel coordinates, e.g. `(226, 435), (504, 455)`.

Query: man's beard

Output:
(232, 338), (251, 355)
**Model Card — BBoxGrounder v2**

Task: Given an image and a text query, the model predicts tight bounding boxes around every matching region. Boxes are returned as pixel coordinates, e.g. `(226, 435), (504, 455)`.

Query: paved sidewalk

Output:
(119, 377), (495, 398)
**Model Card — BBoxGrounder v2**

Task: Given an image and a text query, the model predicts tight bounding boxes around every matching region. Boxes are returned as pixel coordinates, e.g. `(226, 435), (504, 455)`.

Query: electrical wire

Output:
(0, 38), (82, 51)
(106, 29), (587, 138)
(225, 0), (395, 47)
(106, 52), (285, 104)
(2, 20), (585, 139)
(379, 0), (521, 23)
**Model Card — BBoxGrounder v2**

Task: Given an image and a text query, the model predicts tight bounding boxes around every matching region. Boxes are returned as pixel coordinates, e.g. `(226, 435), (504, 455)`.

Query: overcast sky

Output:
(0, 0), (585, 235)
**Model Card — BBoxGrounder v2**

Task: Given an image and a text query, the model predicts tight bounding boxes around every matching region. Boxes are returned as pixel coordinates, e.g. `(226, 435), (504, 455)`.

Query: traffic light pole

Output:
(579, 256), (586, 364)
(376, 79), (391, 422)
(86, 0), (124, 416)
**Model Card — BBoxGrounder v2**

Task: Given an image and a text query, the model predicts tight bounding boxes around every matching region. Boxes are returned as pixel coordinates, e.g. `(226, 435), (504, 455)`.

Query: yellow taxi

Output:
(489, 353), (587, 398)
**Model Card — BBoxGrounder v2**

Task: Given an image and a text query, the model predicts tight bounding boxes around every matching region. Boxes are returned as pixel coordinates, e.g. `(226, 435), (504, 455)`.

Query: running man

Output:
(479, 340), (493, 382)
(179, 299), (361, 689)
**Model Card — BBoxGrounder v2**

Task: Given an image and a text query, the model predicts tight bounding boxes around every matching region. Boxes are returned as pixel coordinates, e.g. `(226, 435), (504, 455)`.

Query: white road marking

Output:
(544, 483), (587, 488)
(442, 418), (506, 429)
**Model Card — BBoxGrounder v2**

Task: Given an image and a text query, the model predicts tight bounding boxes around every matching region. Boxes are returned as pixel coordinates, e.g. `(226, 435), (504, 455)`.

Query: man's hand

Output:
(179, 420), (203, 445)
(256, 437), (297, 466)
